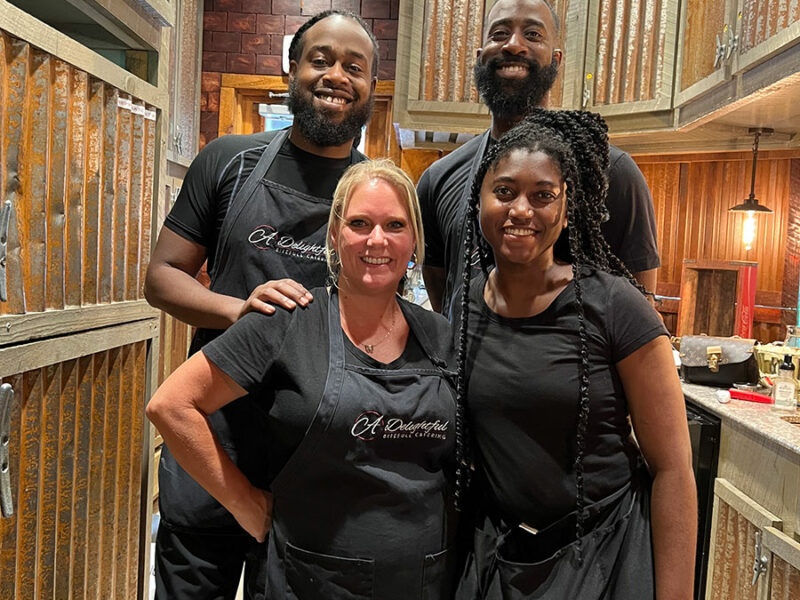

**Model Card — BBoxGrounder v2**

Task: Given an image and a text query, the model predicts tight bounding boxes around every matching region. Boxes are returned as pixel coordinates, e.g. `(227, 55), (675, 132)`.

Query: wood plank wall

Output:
(739, 0), (800, 53)
(636, 150), (798, 343)
(0, 341), (147, 600)
(0, 32), (156, 316)
(593, 0), (669, 104)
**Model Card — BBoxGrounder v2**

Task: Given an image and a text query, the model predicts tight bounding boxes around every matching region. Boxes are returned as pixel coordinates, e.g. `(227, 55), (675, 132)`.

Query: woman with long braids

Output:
(455, 109), (696, 599)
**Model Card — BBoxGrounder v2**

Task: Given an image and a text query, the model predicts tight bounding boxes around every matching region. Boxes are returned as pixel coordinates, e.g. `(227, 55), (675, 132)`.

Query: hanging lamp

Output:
(729, 128), (773, 251)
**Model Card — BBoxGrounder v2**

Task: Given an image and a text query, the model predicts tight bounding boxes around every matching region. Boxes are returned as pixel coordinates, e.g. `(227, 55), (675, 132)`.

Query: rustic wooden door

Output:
(0, 11), (164, 599)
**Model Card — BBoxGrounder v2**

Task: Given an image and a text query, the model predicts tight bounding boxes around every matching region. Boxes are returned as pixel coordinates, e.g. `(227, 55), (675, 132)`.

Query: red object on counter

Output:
(728, 388), (773, 404)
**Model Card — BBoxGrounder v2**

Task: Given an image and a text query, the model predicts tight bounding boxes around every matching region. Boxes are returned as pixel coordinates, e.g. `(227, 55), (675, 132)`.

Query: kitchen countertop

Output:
(683, 382), (800, 455)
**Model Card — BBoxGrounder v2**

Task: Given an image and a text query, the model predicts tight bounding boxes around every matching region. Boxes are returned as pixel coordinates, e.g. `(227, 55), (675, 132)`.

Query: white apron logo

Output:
(351, 411), (450, 441)
(248, 225), (326, 262)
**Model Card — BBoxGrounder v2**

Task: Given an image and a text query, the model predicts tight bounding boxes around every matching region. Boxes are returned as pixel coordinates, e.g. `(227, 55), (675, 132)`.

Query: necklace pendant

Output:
(364, 344), (374, 354)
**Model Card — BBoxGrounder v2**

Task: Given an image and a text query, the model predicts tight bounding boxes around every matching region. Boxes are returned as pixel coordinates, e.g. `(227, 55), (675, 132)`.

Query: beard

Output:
(287, 78), (374, 147)
(473, 55), (559, 121)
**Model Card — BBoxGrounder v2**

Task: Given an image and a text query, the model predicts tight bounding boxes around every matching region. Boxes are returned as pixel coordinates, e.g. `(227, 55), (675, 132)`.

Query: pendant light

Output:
(729, 128), (773, 251)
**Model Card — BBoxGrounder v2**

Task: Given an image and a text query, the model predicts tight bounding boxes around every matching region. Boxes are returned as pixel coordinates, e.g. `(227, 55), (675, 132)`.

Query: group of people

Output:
(144, 1), (696, 599)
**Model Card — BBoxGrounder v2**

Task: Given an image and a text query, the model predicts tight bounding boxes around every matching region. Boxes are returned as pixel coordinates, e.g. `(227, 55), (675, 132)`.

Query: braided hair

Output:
(454, 108), (647, 559)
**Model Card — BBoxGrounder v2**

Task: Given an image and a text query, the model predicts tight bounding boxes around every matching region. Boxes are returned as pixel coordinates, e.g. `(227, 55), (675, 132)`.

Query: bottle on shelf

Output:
(772, 354), (797, 412)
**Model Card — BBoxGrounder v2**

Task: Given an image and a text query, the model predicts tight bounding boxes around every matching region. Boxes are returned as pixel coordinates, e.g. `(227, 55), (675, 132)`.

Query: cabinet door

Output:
(582, 0), (679, 120)
(706, 478), (782, 600)
(168, 0), (201, 163)
(394, 0), (579, 133)
(762, 527), (800, 600)
(734, 0), (800, 75)
(674, 0), (738, 107)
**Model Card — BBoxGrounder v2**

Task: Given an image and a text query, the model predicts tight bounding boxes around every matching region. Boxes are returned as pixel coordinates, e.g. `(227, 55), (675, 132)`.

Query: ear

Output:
(370, 76), (377, 94)
(552, 48), (563, 70)
(289, 59), (298, 79)
(476, 47), (483, 60)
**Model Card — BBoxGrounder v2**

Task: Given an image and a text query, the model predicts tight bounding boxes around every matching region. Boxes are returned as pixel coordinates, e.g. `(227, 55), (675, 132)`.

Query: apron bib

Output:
(261, 291), (458, 600)
(459, 472), (654, 600)
(160, 130), (361, 531)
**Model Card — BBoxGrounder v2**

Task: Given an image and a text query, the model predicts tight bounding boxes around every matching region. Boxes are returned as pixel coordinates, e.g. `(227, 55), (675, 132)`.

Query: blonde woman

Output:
(147, 160), (458, 599)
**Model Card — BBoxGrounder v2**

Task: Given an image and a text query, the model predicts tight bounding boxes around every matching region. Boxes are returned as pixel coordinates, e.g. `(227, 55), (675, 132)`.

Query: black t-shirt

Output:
(165, 130), (356, 270)
(464, 269), (667, 527)
(418, 131), (661, 315)
(203, 290), (455, 483)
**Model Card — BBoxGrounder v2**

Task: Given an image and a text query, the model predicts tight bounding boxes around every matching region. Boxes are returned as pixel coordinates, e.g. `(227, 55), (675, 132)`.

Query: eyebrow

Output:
(488, 17), (547, 30)
(492, 175), (560, 186)
(307, 44), (368, 63)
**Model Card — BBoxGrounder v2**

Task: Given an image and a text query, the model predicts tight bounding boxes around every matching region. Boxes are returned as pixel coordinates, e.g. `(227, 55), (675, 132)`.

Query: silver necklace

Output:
(363, 305), (397, 354)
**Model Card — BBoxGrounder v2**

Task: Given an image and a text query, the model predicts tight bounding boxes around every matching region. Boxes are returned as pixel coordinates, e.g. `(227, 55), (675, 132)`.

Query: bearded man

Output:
(144, 10), (378, 599)
(419, 0), (660, 320)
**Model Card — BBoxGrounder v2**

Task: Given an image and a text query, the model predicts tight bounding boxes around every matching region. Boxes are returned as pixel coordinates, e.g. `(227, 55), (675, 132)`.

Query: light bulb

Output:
(742, 210), (756, 251)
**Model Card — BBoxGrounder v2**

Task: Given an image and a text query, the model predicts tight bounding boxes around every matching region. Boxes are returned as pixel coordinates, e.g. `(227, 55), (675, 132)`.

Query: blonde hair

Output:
(326, 159), (425, 281)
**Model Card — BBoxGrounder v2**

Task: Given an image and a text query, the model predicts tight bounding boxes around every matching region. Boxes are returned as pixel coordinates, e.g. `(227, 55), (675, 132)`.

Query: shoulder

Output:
(420, 132), (487, 185)
(607, 145), (647, 186)
(400, 299), (454, 361)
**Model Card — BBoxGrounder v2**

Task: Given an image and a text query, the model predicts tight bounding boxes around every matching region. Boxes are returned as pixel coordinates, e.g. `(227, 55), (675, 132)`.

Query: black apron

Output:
(261, 291), (458, 599)
(458, 471), (654, 600)
(159, 129), (362, 532)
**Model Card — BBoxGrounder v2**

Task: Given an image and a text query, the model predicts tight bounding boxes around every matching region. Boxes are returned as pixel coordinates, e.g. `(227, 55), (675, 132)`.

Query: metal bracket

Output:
(751, 530), (769, 585)
(725, 32), (739, 60)
(714, 33), (727, 68)
(0, 382), (14, 518)
(582, 87), (591, 108)
(0, 199), (12, 302)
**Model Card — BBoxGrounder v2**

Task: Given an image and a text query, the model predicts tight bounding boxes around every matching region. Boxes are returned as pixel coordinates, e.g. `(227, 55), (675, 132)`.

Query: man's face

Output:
(474, 0), (562, 121)
(288, 15), (377, 147)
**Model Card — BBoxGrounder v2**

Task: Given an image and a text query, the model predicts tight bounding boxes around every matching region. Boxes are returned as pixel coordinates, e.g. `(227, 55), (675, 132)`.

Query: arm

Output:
(144, 227), (312, 329)
(617, 336), (696, 600)
(423, 266), (446, 313)
(145, 351), (272, 540)
(631, 268), (659, 310)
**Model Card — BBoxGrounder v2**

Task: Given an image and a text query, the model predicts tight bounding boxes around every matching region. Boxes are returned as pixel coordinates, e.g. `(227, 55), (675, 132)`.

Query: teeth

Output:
(363, 257), (391, 264)
(320, 95), (347, 105)
(505, 228), (534, 236)
(500, 65), (527, 73)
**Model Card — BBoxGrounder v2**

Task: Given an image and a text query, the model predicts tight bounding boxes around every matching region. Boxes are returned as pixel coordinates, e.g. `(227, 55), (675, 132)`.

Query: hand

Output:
(238, 279), (313, 321)
(232, 488), (274, 542)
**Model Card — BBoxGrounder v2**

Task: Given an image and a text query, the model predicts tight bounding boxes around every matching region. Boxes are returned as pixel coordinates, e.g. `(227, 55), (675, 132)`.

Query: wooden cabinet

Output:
(167, 0), (202, 165)
(734, 0), (800, 76)
(762, 527), (800, 600)
(582, 0), (679, 124)
(707, 479), (782, 600)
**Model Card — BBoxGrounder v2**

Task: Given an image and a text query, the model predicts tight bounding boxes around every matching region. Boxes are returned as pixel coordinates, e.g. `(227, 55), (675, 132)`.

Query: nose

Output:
(323, 61), (348, 87)
(502, 30), (527, 55)
(508, 195), (534, 218)
(367, 224), (387, 245)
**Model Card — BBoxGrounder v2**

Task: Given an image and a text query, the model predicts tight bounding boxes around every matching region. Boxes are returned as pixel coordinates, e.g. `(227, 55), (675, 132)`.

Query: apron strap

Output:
(400, 299), (452, 374)
(443, 130), (492, 321)
(211, 128), (291, 278)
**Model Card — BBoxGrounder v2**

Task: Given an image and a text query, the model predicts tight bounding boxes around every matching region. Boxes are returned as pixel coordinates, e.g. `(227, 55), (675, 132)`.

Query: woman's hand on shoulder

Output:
(231, 487), (274, 542)
(238, 279), (314, 320)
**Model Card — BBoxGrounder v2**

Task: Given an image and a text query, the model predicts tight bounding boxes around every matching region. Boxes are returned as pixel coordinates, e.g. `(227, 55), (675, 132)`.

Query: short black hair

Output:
(484, 0), (561, 35)
(288, 10), (380, 77)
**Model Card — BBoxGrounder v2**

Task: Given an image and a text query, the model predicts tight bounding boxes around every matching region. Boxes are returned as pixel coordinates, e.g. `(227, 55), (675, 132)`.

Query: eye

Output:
(534, 191), (559, 204)
(349, 218), (367, 228)
(493, 185), (515, 200)
(348, 63), (363, 73)
(488, 28), (510, 42)
(386, 220), (406, 230)
(525, 29), (543, 41)
(311, 57), (329, 68)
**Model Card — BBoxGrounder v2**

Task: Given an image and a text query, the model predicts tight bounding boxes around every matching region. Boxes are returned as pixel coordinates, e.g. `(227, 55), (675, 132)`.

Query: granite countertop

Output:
(683, 382), (800, 455)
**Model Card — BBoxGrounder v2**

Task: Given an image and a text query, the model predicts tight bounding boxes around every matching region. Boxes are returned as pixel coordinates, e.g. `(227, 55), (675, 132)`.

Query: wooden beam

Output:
(0, 0), (167, 108)
(0, 318), (158, 378)
(0, 300), (160, 347)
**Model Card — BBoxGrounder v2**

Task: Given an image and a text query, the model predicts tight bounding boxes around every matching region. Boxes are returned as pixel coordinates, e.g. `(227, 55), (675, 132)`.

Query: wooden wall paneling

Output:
(0, 33), (26, 315)
(740, 0), (800, 53)
(85, 350), (107, 599)
(128, 340), (146, 594)
(113, 95), (132, 303)
(98, 347), (121, 598)
(99, 86), (118, 305)
(25, 48), (49, 315)
(127, 106), (144, 301)
(114, 343), (133, 598)
(679, 0), (727, 92)
(48, 60), (69, 311)
(141, 107), (156, 291)
(66, 69), (88, 308)
(36, 363), (60, 598)
(0, 373), (22, 599)
(70, 355), (93, 597)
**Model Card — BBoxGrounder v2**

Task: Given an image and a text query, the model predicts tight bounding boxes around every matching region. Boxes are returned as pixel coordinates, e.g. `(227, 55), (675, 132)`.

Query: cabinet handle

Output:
(0, 199), (12, 302)
(714, 33), (727, 68)
(751, 530), (768, 585)
(725, 32), (739, 60)
(0, 382), (13, 518)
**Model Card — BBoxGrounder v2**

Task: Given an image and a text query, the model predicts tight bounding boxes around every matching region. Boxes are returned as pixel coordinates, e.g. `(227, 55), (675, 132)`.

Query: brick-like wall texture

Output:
(200, 0), (399, 147)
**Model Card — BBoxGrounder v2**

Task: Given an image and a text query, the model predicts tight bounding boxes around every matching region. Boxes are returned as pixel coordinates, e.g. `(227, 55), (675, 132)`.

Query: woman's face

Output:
(479, 149), (568, 269)
(332, 178), (415, 294)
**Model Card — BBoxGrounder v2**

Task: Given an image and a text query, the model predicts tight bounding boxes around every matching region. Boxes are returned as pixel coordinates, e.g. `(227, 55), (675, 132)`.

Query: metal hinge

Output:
(0, 382), (13, 518)
(0, 199), (12, 302)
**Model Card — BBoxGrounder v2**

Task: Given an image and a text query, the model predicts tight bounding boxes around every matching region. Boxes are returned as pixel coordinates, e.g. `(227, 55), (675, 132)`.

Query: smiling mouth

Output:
(362, 256), (391, 264)
(497, 63), (529, 75)
(314, 92), (351, 105)
(504, 227), (535, 236)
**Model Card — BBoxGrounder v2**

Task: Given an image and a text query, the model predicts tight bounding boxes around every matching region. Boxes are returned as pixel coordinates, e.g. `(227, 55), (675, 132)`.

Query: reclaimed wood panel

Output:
(0, 33), (156, 317)
(740, 0), (800, 53)
(593, 0), (670, 105)
(709, 499), (761, 600)
(0, 342), (148, 599)
(679, 0), (727, 91)
(771, 554), (800, 599)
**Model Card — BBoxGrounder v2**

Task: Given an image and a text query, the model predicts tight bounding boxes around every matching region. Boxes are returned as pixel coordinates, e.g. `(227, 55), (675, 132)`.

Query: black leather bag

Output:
(679, 335), (759, 387)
